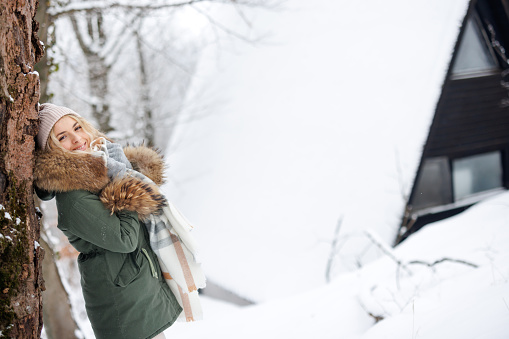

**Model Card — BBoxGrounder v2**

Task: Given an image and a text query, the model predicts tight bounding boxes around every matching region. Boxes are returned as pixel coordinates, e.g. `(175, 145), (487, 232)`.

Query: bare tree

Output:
(68, 10), (114, 132)
(135, 29), (155, 145)
(39, 237), (80, 339)
(44, 0), (281, 148)
(0, 0), (45, 337)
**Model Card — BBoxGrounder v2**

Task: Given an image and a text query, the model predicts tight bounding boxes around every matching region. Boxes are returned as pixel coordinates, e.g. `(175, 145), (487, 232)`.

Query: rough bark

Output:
(34, 0), (52, 103)
(0, 0), (44, 338)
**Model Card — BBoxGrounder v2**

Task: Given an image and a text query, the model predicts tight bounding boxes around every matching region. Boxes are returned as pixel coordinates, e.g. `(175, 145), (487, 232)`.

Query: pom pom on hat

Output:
(37, 103), (81, 150)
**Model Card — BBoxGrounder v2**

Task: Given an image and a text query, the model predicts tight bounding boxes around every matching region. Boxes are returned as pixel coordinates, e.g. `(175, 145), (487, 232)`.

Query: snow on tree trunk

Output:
(136, 33), (155, 146)
(39, 237), (80, 339)
(86, 53), (112, 133)
(0, 0), (44, 337)
(69, 11), (113, 133)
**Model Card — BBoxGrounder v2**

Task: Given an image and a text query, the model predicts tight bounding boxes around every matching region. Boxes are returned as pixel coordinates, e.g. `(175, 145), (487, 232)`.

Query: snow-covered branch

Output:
(364, 230), (413, 276)
(51, 0), (208, 17)
(49, 0), (280, 18)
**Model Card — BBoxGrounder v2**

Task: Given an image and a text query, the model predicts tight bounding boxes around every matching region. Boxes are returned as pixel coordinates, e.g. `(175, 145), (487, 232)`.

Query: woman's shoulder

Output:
(55, 190), (110, 226)
(56, 190), (98, 208)
(34, 148), (109, 194)
(57, 189), (96, 198)
(123, 145), (166, 185)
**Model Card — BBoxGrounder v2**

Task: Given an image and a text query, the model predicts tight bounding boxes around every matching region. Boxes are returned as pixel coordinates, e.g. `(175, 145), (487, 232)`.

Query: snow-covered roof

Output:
(163, 0), (471, 302)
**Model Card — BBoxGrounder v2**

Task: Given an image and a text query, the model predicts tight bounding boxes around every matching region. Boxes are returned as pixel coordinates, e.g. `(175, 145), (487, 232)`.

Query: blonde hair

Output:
(46, 115), (105, 152)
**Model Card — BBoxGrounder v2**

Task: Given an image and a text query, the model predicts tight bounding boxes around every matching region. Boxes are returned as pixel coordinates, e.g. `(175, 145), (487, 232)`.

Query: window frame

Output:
(451, 11), (500, 80)
(451, 150), (504, 201)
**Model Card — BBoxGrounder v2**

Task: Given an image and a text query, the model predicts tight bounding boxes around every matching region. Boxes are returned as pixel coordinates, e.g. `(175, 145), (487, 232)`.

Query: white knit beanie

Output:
(37, 103), (81, 150)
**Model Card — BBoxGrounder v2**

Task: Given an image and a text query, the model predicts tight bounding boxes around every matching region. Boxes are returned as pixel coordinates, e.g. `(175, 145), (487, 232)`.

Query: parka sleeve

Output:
(34, 186), (56, 201)
(58, 192), (141, 253)
(123, 145), (166, 185)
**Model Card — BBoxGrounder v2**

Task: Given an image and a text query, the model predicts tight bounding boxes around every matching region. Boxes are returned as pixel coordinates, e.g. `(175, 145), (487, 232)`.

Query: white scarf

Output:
(92, 139), (206, 322)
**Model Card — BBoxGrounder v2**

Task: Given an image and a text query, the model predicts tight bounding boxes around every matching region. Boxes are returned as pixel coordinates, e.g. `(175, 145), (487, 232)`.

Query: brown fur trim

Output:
(34, 149), (109, 193)
(99, 176), (166, 219)
(123, 145), (166, 185)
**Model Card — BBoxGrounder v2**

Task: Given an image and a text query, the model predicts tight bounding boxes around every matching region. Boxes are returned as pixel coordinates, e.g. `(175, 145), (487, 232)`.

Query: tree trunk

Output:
(40, 237), (79, 339)
(136, 33), (155, 146)
(69, 12), (113, 133)
(35, 197), (80, 339)
(34, 0), (52, 103)
(87, 54), (112, 133)
(0, 0), (44, 338)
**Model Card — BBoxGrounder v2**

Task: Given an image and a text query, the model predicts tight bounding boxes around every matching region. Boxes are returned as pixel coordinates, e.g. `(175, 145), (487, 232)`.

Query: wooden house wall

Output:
(397, 0), (509, 243)
(424, 74), (509, 159)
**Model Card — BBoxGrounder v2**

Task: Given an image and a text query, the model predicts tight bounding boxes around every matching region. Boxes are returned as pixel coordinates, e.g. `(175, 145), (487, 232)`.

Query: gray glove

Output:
(106, 157), (127, 179)
(105, 140), (132, 169)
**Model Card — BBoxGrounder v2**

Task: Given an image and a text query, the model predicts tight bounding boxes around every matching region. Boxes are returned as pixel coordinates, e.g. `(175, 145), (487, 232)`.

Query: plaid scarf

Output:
(93, 140), (206, 322)
(130, 169), (206, 322)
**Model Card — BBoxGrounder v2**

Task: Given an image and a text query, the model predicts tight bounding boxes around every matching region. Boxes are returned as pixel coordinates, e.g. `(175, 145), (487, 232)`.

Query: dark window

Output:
(452, 14), (498, 78)
(412, 157), (453, 210)
(452, 151), (503, 200)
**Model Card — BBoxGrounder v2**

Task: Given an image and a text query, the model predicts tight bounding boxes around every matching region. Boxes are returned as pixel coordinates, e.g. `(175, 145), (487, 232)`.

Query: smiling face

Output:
(52, 115), (92, 152)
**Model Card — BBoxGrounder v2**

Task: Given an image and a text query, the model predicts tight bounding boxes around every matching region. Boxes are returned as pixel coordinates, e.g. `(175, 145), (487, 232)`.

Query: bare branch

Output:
(104, 12), (191, 73)
(50, 0), (280, 18)
(52, 0), (208, 17)
(394, 147), (408, 202)
(408, 258), (478, 269)
(69, 13), (93, 55)
(357, 297), (385, 324)
(190, 4), (265, 44)
(325, 216), (343, 283)
(231, 1), (254, 29)
(503, 298), (509, 313)
(364, 230), (413, 276)
(101, 11), (144, 63)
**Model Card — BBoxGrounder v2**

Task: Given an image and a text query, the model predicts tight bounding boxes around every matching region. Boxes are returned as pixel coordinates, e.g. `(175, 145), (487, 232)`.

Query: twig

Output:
(52, 0), (211, 17)
(364, 230), (413, 276)
(408, 258), (478, 269)
(190, 3), (265, 44)
(412, 299), (415, 339)
(394, 147), (408, 202)
(357, 297), (384, 324)
(325, 216), (343, 283)
(51, 0), (281, 18)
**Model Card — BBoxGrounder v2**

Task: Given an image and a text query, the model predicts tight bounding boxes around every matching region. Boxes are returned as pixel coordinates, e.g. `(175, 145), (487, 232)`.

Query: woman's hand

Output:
(106, 141), (132, 169)
(106, 157), (128, 179)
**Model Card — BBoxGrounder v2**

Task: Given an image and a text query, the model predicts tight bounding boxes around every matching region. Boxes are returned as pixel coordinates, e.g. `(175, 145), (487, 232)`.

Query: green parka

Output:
(34, 145), (182, 339)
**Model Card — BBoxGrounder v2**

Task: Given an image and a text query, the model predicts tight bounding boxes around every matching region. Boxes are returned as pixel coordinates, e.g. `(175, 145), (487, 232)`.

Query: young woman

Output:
(34, 103), (182, 339)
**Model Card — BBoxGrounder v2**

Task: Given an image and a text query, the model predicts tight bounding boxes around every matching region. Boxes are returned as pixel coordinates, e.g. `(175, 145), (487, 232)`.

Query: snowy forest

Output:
(1, 0), (509, 338)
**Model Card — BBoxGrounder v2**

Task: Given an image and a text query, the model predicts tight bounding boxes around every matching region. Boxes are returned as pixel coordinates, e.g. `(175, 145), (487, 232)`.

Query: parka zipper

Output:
(141, 248), (158, 279)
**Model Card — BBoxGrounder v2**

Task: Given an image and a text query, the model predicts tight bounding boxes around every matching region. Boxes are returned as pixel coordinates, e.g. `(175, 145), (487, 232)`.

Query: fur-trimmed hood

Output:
(34, 145), (167, 218)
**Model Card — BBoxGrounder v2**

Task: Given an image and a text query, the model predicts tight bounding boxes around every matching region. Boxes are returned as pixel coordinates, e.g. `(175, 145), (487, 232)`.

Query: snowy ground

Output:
(43, 190), (509, 338)
(163, 192), (509, 339)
